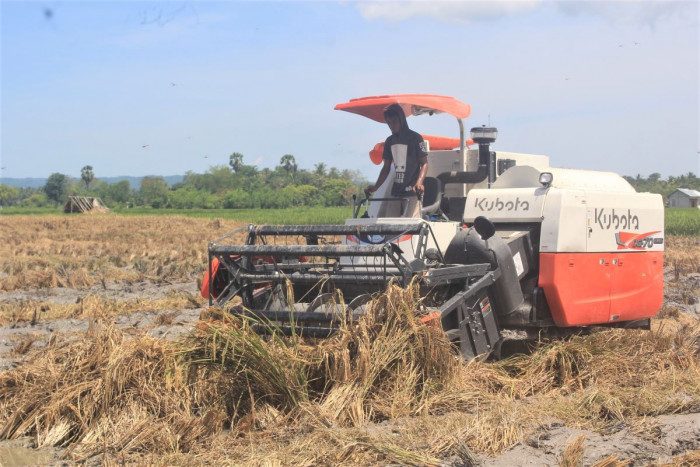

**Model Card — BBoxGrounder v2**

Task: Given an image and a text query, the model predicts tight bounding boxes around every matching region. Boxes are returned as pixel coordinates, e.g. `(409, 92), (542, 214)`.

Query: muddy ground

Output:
(0, 273), (698, 466)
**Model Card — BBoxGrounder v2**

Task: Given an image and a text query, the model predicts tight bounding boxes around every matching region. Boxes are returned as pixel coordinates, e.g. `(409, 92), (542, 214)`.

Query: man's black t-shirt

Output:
(382, 129), (428, 197)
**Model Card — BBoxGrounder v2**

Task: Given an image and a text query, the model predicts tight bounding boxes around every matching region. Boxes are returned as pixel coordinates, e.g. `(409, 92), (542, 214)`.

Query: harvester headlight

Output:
(470, 126), (498, 144)
(539, 172), (553, 187)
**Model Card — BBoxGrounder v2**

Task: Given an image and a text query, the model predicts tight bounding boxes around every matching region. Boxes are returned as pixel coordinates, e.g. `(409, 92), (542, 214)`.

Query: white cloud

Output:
(554, 0), (695, 28)
(355, 0), (696, 27)
(356, 0), (544, 24)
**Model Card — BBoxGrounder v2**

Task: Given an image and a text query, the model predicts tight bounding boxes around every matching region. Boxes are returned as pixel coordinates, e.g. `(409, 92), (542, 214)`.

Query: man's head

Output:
(384, 104), (405, 135)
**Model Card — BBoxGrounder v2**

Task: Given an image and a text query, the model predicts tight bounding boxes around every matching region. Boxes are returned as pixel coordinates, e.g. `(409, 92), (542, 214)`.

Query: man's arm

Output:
(413, 156), (428, 195)
(365, 159), (391, 196)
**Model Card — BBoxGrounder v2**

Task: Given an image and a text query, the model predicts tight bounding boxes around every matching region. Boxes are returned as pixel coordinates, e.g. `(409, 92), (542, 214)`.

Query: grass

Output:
(0, 207), (58, 216)
(665, 208), (700, 236)
(0, 206), (352, 224)
(113, 206), (352, 224)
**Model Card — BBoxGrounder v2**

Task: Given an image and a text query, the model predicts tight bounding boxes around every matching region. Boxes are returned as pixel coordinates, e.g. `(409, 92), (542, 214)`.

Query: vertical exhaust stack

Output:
(437, 125), (499, 187)
(470, 126), (498, 187)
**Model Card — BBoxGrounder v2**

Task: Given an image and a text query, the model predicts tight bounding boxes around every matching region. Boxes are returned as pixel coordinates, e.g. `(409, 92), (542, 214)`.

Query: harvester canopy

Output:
(336, 94), (474, 164)
(334, 94), (472, 123)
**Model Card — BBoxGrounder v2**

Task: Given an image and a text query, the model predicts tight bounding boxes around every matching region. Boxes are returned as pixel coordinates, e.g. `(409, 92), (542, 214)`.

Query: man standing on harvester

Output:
(365, 104), (428, 218)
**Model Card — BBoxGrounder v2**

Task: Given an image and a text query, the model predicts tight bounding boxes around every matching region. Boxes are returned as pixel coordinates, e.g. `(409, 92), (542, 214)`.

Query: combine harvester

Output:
(201, 95), (664, 359)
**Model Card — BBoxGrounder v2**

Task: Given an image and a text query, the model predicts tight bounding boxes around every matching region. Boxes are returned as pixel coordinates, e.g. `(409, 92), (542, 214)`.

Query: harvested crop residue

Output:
(0, 217), (698, 465)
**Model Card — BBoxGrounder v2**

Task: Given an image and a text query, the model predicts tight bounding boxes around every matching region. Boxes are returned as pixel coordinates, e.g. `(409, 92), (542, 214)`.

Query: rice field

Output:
(0, 205), (352, 225)
(665, 208), (700, 236)
(0, 215), (698, 465)
(0, 215), (242, 293)
(2, 205), (698, 235)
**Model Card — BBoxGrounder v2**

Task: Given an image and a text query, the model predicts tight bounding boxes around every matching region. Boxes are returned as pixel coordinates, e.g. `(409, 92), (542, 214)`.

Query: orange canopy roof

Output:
(334, 94), (471, 123)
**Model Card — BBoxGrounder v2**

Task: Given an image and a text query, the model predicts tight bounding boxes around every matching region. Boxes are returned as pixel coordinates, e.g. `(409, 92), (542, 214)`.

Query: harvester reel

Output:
(308, 292), (345, 317)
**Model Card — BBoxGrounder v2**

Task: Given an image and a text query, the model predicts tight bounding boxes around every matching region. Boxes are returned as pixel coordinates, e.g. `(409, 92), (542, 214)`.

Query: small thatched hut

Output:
(63, 196), (111, 214)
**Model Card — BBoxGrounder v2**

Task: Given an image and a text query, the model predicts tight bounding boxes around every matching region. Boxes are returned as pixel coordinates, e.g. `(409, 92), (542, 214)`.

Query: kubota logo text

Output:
(594, 208), (639, 230)
(474, 197), (530, 211)
(615, 231), (663, 250)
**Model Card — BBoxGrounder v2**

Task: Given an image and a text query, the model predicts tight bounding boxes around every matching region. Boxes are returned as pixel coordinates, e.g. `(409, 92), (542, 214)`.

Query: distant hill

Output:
(0, 175), (184, 190)
(0, 178), (47, 189)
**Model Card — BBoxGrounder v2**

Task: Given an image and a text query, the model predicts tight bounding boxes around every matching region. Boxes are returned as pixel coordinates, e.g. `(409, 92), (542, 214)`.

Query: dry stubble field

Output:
(0, 215), (698, 466)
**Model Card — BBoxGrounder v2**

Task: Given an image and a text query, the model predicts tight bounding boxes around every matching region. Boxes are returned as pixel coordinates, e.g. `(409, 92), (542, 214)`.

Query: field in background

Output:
(664, 208), (700, 236)
(0, 216), (242, 294)
(0, 206), (352, 225)
(1, 206), (698, 234)
(0, 215), (698, 465)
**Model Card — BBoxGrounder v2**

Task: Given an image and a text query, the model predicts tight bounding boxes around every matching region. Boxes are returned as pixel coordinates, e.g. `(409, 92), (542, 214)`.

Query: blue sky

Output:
(1, 1), (698, 181)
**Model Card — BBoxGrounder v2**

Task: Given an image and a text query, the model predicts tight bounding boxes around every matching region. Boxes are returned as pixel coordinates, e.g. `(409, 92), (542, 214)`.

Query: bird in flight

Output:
(142, 144), (150, 148)
(170, 82), (177, 86)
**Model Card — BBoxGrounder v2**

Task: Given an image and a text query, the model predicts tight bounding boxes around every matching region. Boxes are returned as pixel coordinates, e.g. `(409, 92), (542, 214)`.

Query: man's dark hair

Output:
(383, 104), (404, 120)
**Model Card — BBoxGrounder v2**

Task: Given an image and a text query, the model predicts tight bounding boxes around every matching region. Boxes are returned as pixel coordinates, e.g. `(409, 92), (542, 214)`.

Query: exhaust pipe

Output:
(438, 126), (498, 186)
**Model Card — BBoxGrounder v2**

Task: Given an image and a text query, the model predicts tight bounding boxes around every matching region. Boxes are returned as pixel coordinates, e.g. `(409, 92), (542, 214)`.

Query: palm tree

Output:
(81, 165), (94, 190)
(229, 152), (244, 173)
(280, 154), (297, 175)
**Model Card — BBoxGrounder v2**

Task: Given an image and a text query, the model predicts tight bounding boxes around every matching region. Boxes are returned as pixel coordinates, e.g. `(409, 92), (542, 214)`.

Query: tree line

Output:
(622, 172), (699, 200)
(0, 154), (366, 209)
(1, 162), (697, 209)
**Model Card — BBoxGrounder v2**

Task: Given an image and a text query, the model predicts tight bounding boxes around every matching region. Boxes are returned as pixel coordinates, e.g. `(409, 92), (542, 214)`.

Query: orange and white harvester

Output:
(202, 95), (664, 359)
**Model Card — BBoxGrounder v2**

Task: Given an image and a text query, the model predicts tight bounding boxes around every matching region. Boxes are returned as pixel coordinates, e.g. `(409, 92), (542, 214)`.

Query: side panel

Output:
(609, 251), (664, 321)
(428, 150), (551, 199)
(585, 192), (664, 253)
(539, 190), (664, 254)
(426, 149), (466, 198)
(539, 253), (611, 326)
(539, 251), (663, 326)
(539, 189), (588, 253)
(464, 187), (547, 223)
(493, 152), (550, 171)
